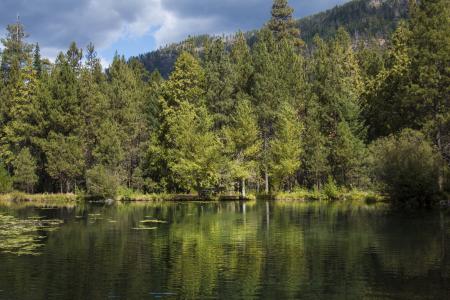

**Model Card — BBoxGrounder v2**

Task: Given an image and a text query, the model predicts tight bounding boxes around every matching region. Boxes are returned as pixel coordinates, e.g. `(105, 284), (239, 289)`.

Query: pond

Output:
(0, 200), (449, 299)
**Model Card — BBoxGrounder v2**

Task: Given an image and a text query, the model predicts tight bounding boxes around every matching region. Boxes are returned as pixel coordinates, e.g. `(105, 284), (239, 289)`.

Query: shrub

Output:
(370, 129), (442, 208)
(323, 176), (339, 200)
(86, 165), (120, 199)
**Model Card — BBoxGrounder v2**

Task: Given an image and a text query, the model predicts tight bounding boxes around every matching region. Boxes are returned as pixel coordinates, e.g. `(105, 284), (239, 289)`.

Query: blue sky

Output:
(0, 0), (350, 66)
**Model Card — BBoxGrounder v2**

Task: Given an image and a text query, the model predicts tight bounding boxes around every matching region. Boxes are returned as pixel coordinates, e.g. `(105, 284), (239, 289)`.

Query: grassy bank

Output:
(117, 189), (256, 202)
(0, 189), (381, 204)
(0, 192), (79, 208)
(0, 192), (79, 202)
(272, 189), (383, 202)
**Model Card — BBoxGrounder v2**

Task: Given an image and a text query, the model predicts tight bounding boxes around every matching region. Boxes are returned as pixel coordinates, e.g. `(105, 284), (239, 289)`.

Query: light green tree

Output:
(165, 101), (223, 194)
(269, 103), (302, 191)
(223, 94), (261, 197)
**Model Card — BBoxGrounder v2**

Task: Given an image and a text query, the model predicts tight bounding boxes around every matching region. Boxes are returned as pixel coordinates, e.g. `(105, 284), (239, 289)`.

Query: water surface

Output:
(0, 200), (449, 299)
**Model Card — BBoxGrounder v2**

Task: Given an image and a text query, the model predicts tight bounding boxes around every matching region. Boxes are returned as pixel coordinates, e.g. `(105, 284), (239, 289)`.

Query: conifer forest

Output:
(0, 0), (448, 208)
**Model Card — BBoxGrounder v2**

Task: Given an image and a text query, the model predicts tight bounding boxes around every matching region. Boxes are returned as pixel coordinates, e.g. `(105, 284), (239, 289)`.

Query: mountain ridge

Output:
(134, 0), (409, 78)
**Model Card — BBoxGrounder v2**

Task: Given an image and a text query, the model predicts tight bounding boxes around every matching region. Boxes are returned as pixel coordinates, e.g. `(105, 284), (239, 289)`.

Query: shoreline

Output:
(0, 190), (383, 204)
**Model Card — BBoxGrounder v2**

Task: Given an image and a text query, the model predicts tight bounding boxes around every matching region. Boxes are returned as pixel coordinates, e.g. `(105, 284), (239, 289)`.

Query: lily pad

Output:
(132, 226), (157, 230)
(141, 219), (167, 224)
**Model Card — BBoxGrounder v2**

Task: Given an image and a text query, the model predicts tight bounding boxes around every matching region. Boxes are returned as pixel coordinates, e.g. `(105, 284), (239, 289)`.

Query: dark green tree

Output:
(203, 38), (237, 129)
(267, 0), (302, 46)
(12, 147), (38, 193)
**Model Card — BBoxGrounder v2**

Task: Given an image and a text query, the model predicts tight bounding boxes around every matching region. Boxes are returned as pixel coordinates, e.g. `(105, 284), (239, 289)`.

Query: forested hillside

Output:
(0, 0), (448, 207)
(136, 0), (409, 78)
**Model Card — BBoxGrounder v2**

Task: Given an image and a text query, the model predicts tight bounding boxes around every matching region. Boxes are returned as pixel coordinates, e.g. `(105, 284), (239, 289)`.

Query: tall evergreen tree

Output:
(162, 51), (205, 107)
(364, 23), (412, 140)
(310, 29), (366, 186)
(223, 94), (261, 197)
(251, 30), (279, 193)
(0, 58), (41, 166)
(230, 32), (253, 95)
(12, 147), (38, 193)
(33, 43), (42, 77)
(0, 19), (33, 82)
(164, 101), (223, 193)
(43, 132), (85, 193)
(107, 55), (148, 187)
(408, 0), (450, 167)
(269, 103), (302, 191)
(79, 44), (108, 170)
(267, 0), (302, 46)
(203, 38), (237, 129)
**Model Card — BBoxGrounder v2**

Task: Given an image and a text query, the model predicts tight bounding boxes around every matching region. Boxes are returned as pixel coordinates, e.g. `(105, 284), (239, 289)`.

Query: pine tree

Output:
(364, 22), (412, 140)
(223, 94), (261, 197)
(251, 30), (280, 193)
(157, 52), (223, 193)
(0, 19), (33, 82)
(165, 101), (223, 193)
(0, 58), (41, 166)
(269, 103), (302, 191)
(107, 54), (148, 188)
(162, 51), (205, 107)
(203, 38), (237, 129)
(408, 0), (450, 166)
(302, 107), (329, 189)
(12, 148), (38, 193)
(309, 29), (366, 186)
(33, 43), (42, 77)
(43, 132), (85, 193)
(267, 0), (302, 46)
(79, 44), (108, 169)
(47, 51), (81, 135)
(230, 32), (253, 94)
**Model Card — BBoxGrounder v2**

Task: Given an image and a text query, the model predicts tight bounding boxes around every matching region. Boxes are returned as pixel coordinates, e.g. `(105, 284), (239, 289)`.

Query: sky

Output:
(0, 0), (349, 66)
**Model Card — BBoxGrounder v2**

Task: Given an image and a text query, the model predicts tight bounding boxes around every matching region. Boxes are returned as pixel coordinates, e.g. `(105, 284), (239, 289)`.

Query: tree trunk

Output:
(437, 123), (444, 192)
(264, 133), (269, 194)
(265, 168), (269, 194)
(241, 178), (246, 198)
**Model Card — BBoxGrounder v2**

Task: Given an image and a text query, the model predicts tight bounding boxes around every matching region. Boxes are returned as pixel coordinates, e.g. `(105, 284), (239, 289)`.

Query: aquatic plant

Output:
(0, 214), (63, 255)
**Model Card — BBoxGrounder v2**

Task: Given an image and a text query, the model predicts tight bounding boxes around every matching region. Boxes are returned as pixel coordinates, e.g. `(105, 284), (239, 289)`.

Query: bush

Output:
(86, 165), (120, 199)
(370, 129), (442, 208)
(323, 176), (339, 200)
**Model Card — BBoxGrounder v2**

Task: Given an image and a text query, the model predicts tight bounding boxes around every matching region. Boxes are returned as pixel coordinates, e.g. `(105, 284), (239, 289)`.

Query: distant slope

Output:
(134, 0), (409, 78)
(298, 0), (408, 43)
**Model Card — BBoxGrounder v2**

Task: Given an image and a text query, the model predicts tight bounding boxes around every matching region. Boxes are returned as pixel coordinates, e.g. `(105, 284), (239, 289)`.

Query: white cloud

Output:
(0, 0), (350, 59)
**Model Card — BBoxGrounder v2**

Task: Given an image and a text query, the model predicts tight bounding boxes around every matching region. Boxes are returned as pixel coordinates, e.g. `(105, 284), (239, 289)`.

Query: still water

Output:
(0, 200), (449, 300)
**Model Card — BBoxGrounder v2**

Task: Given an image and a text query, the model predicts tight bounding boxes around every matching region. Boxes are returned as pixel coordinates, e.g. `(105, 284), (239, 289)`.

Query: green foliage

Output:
(370, 129), (442, 208)
(12, 148), (38, 193)
(323, 176), (340, 200)
(86, 165), (120, 199)
(268, 0), (303, 46)
(269, 103), (302, 190)
(203, 38), (237, 129)
(0, 1), (446, 206)
(42, 133), (85, 193)
(223, 95), (261, 195)
(164, 101), (223, 193)
(0, 163), (13, 193)
(162, 51), (205, 107)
